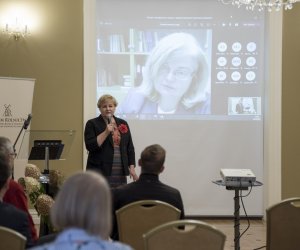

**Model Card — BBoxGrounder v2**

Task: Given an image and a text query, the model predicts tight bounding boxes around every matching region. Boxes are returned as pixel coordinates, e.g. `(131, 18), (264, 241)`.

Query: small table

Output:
(213, 180), (263, 250)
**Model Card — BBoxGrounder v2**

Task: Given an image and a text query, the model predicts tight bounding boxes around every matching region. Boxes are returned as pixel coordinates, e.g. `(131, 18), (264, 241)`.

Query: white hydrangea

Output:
(24, 176), (41, 193)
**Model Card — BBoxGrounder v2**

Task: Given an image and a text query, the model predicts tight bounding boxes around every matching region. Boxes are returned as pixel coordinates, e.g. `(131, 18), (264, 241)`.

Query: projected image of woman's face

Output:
(154, 53), (197, 110)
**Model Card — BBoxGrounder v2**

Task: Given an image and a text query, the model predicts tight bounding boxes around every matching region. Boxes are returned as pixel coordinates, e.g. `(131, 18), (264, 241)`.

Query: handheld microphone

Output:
(23, 114), (32, 130)
(107, 114), (111, 124)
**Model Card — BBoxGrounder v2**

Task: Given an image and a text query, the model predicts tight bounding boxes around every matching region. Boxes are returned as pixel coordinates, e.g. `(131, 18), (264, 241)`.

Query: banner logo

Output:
(3, 104), (12, 117)
(0, 104), (25, 128)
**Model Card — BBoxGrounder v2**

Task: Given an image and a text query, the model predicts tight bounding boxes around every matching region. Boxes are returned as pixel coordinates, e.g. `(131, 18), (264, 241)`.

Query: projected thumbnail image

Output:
(215, 41), (258, 85)
(228, 97), (261, 115)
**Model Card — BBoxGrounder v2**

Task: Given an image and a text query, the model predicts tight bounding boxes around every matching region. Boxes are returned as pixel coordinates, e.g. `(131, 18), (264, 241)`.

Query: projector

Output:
(220, 168), (256, 187)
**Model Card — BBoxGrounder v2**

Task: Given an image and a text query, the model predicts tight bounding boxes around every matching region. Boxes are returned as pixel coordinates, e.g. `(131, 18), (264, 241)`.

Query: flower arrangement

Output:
(25, 164), (41, 180)
(36, 194), (55, 217)
(118, 124), (128, 134)
(21, 176), (44, 206)
(18, 164), (64, 232)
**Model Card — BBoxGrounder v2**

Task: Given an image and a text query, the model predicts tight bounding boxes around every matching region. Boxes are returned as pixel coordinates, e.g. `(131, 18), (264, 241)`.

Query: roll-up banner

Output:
(0, 77), (35, 179)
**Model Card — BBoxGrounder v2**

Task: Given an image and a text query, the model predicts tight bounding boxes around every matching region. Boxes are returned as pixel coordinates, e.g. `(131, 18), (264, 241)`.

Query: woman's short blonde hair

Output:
(50, 171), (112, 239)
(97, 94), (118, 109)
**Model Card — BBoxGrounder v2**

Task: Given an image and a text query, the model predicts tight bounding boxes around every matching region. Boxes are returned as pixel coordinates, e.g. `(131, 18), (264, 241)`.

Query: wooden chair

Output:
(116, 200), (181, 250)
(0, 226), (26, 250)
(266, 197), (300, 250)
(143, 219), (226, 250)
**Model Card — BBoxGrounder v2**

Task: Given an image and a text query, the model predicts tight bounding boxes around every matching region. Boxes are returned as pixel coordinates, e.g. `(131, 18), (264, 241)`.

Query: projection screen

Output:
(85, 0), (265, 216)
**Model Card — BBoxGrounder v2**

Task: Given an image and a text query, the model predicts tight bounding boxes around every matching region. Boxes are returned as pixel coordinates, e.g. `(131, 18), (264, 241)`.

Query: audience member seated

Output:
(0, 150), (34, 248)
(30, 171), (132, 250)
(112, 144), (185, 240)
(0, 136), (38, 242)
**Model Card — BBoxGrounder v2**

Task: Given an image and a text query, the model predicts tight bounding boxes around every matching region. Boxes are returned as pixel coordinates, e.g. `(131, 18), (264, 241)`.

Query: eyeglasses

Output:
(158, 65), (195, 81)
(9, 152), (17, 159)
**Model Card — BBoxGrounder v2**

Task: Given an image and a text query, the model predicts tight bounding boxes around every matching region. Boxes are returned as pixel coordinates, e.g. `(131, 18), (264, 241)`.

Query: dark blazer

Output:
(0, 201), (33, 248)
(111, 173), (185, 239)
(84, 115), (135, 176)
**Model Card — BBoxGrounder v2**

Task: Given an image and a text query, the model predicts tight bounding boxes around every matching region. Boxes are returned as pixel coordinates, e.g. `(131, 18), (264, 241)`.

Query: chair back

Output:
(266, 197), (300, 250)
(0, 226), (26, 250)
(143, 219), (226, 250)
(116, 200), (181, 250)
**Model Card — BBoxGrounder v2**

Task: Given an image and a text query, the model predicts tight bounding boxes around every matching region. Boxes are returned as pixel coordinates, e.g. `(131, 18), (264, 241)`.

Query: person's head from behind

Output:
(139, 144), (166, 174)
(51, 171), (112, 239)
(0, 150), (12, 197)
(140, 32), (209, 110)
(0, 136), (15, 171)
(97, 94), (118, 119)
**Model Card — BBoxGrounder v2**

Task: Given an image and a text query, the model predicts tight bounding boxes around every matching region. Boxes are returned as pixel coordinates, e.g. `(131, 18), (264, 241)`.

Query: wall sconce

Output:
(4, 18), (29, 41)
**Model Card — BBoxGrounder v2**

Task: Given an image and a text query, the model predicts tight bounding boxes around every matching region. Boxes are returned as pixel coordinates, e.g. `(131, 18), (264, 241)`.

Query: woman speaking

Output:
(84, 94), (138, 188)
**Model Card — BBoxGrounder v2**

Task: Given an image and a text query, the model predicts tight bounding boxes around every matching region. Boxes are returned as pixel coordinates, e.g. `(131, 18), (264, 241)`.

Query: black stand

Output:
(234, 188), (240, 250)
(213, 180), (263, 250)
(231, 186), (247, 250)
(12, 114), (32, 179)
(18, 129), (75, 236)
(28, 140), (64, 237)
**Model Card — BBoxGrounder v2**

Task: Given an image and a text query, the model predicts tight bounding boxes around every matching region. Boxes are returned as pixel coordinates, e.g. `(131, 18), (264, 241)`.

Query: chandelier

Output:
(220, 0), (300, 11)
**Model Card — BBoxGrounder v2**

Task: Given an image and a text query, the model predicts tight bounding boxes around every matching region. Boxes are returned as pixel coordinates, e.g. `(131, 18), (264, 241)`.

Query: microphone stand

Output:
(12, 114), (31, 179)
(13, 126), (25, 155)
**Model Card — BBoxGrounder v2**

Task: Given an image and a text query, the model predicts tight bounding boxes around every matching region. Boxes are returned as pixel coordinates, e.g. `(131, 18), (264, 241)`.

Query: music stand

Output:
(28, 140), (64, 174)
(18, 130), (75, 174)
(17, 130), (75, 236)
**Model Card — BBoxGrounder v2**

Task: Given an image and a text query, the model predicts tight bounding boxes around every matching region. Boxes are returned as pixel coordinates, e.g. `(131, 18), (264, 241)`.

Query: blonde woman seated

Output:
(30, 171), (132, 250)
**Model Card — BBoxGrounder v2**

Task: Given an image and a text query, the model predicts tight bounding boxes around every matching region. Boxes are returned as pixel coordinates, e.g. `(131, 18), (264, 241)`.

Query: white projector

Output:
(220, 168), (256, 187)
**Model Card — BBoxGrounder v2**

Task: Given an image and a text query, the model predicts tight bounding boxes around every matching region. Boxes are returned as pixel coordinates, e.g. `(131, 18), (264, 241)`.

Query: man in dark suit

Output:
(0, 150), (33, 248)
(112, 144), (185, 240)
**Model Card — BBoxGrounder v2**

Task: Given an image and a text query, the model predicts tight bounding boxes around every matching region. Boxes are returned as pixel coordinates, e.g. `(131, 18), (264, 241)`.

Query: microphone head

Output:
(23, 114), (32, 129)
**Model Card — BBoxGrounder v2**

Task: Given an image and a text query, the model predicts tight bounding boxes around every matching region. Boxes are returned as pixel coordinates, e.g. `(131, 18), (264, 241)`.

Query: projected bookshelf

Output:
(96, 29), (157, 89)
(96, 28), (208, 90)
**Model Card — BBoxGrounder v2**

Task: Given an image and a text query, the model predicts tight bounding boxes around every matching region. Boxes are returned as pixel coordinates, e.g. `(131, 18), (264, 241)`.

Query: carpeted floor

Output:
(203, 219), (266, 250)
